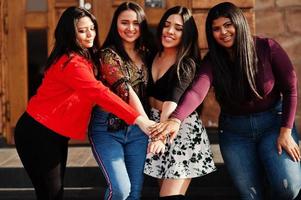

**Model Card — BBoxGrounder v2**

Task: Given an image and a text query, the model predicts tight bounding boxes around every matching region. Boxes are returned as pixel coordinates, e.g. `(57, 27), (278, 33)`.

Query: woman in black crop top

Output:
(143, 6), (216, 199)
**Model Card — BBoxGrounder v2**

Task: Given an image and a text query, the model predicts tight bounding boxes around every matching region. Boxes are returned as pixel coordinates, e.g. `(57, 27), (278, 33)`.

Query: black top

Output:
(147, 63), (192, 103)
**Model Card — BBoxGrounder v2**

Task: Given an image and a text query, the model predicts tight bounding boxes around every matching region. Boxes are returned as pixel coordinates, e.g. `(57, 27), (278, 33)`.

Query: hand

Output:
(277, 127), (301, 162)
(150, 118), (181, 143)
(135, 116), (156, 136)
(147, 140), (166, 154)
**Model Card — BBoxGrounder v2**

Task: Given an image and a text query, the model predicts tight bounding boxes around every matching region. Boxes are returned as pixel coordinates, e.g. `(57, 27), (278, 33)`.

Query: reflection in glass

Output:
(26, 0), (47, 11)
(27, 30), (47, 98)
(145, 0), (166, 8)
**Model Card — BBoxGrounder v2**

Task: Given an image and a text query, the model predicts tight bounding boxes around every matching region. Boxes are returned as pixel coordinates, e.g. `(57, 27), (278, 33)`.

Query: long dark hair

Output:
(205, 2), (261, 107)
(157, 6), (201, 82)
(44, 7), (100, 71)
(101, 1), (155, 62)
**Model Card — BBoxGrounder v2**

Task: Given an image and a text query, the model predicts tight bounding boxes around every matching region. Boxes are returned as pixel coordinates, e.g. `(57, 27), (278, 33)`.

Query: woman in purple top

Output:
(150, 2), (301, 200)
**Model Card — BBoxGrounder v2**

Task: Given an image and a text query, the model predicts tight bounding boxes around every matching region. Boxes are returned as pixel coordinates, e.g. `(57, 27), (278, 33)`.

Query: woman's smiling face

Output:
(161, 14), (183, 49)
(212, 17), (236, 49)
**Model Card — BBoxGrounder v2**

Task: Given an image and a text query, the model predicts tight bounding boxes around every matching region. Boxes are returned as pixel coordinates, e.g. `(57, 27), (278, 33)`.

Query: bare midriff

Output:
(149, 97), (163, 111)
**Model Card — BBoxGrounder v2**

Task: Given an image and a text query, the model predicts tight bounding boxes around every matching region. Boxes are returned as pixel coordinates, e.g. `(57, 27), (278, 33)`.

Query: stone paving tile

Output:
(0, 148), (21, 167)
(211, 144), (224, 164)
(0, 144), (224, 168)
(0, 154), (22, 167)
(67, 147), (95, 167)
(84, 155), (98, 166)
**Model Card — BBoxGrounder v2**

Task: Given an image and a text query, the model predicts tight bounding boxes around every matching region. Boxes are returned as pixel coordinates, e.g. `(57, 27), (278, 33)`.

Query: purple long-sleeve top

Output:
(172, 37), (298, 128)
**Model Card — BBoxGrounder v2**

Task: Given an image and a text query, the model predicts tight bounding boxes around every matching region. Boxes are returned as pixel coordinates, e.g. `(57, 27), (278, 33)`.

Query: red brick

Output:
(192, 0), (254, 9)
(255, 10), (286, 37)
(274, 35), (301, 63)
(193, 13), (207, 49)
(286, 8), (301, 33)
(276, 0), (301, 7)
(255, 0), (275, 10)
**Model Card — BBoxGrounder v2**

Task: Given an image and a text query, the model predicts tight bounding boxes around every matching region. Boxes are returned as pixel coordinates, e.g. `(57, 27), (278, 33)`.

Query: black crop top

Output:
(147, 64), (193, 103)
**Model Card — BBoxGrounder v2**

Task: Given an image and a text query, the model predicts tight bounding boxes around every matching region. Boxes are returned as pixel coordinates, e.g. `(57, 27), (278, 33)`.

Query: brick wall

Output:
(255, 0), (301, 131)
(0, 0), (299, 138)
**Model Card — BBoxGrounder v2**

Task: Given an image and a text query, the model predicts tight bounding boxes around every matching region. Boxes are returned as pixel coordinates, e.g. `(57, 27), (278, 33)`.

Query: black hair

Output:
(157, 6), (201, 82)
(205, 2), (261, 107)
(44, 6), (100, 72)
(101, 1), (155, 62)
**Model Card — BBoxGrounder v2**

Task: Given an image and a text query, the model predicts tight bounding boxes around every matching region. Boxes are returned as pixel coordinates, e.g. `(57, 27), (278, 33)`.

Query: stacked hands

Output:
(146, 118), (182, 155)
(141, 117), (301, 162)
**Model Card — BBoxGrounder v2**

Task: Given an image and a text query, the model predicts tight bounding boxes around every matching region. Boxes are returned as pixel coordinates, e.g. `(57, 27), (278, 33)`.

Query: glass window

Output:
(26, 0), (47, 11)
(145, 0), (166, 8)
(27, 30), (48, 98)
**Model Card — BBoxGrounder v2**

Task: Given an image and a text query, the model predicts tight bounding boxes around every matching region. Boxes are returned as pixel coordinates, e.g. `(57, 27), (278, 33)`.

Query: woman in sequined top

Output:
(88, 2), (155, 200)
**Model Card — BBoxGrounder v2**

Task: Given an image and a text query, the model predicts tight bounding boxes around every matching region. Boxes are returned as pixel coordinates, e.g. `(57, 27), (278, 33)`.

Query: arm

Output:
(147, 101), (177, 154)
(129, 86), (148, 118)
(150, 60), (213, 140)
(277, 127), (300, 162)
(172, 60), (213, 121)
(268, 38), (300, 161)
(61, 57), (138, 124)
(160, 101), (177, 122)
(147, 141), (166, 154)
(101, 49), (148, 118)
(61, 56), (154, 134)
(268, 38), (297, 129)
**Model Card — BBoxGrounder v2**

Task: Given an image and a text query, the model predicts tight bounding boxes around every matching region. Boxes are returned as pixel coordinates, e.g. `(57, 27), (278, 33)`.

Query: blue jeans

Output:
(88, 107), (148, 200)
(219, 102), (301, 200)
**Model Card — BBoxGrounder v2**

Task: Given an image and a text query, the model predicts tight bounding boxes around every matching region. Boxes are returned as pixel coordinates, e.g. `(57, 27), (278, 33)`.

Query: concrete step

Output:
(0, 165), (239, 200)
(0, 131), (241, 199)
(0, 148), (239, 199)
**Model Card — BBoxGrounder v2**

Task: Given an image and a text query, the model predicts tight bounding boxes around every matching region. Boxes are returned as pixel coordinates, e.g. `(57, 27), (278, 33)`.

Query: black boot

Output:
(158, 195), (185, 200)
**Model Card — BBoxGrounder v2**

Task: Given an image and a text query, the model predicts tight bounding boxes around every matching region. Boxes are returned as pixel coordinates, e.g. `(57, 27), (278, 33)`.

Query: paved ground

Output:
(0, 144), (224, 168)
(0, 143), (241, 199)
(4, 135), (301, 199)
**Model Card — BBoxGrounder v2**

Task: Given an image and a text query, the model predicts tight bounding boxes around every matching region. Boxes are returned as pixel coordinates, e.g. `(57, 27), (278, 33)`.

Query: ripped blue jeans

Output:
(219, 102), (301, 200)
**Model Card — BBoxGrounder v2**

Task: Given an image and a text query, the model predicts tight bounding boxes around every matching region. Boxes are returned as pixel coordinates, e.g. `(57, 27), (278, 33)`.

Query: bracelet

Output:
(167, 118), (181, 125)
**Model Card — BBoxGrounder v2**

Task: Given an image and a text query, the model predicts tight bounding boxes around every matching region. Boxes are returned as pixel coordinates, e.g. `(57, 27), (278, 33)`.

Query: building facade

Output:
(0, 0), (300, 144)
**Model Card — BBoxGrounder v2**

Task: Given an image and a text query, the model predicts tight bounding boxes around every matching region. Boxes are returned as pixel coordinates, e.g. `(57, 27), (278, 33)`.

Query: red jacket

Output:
(26, 53), (139, 140)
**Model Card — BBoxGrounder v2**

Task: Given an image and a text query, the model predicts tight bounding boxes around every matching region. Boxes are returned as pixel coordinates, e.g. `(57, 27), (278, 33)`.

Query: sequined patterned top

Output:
(99, 47), (149, 113)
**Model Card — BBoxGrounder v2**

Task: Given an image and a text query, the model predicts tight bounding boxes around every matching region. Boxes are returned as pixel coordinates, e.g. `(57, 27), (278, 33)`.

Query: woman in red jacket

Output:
(14, 7), (154, 200)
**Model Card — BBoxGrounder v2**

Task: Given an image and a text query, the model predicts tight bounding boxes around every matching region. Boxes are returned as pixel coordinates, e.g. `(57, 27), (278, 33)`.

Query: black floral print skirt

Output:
(144, 108), (216, 179)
